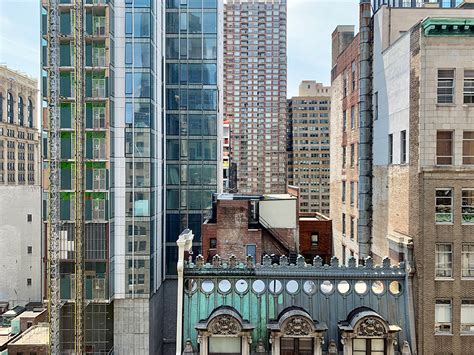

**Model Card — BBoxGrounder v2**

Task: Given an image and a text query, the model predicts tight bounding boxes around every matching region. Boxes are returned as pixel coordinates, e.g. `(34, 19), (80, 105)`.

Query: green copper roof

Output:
(422, 17), (474, 36)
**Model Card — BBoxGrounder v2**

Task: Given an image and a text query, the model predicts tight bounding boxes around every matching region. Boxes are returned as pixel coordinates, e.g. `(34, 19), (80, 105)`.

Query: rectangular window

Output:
(27, 278), (32, 286)
(342, 181), (346, 203)
(464, 70), (474, 104)
(27, 214), (32, 222)
(462, 244), (474, 278)
(350, 182), (355, 206)
(435, 243), (453, 278)
(462, 189), (474, 224)
(435, 299), (452, 334)
(311, 233), (319, 247)
(463, 131), (474, 165)
(342, 110), (347, 132)
(342, 213), (346, 236)
(388, 134), (393, 164)
(245, 244), (256, 260)
(210, 238), (217, 249)
(350, 144), (355, 167)
(437, 69), (455, 104)
(92, 199), (106, 221)
(350, 106), (355, 129)
(351, 61), (356, 91)
(400, 130), (407, 164)
(342, 146), (347, 168)
(436, 131), (453, 165)
(350, 217), (355, 240)
(435, 188), (453, 224)
(27, 246), (32, 254)
(93, 169), (106, 190)
(461, 300), (474, 333)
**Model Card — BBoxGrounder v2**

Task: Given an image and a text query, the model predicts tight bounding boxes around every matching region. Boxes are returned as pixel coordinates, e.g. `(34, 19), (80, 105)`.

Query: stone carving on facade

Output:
(401, 340), (412, 355)
(356, 317), (386, 337)
(255, 339), (266, 353)
(283, 316), (312, 336)
(208, 315), (241, 335)
(183, 339), (194, 354)
(328, 339), (338, 354)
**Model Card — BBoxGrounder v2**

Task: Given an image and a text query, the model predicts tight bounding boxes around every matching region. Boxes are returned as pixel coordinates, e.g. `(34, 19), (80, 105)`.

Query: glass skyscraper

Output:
(164, 0), (223, 275)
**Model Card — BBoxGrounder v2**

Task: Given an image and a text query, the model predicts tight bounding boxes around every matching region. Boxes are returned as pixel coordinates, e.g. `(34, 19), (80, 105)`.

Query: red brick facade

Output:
(298, 214), (333, 264)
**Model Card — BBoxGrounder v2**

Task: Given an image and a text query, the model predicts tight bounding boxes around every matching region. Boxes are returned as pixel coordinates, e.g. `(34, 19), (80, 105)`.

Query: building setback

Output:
(224, 0), (288, 194)
(370, 6), (474, 353)
(287, 81), (331, 215)
(330, 27), (360, 264)
(0, 66), (42, 307)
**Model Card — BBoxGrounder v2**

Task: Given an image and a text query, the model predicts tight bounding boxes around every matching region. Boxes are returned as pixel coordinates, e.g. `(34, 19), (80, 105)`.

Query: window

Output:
(462, 244), (474, 278)
(437, 69), (455, 104)
(351, 61), (356, 91)
(462, 189), (474, 224)
(350, 182), (355, 206)
(93, 106), (106, 128)
(311, 233), (318, 247)
(92, 199), (106, 221)
(350, 106), (355, 129)
(435, 243), (452, 278)
(26, 321), (32, 328)
(464, 70), (474, 104)
(463, 131), (474, 165)
(342, 181), (346, 203)
(281, 338), (314, 354)
(435, 299), (452, 333)
(343, 70), (348, 97)
(27, 246), (32, 254)
(350, 217), (355, 240)
(435, 188), (453, 224)
(245, 244), (256, 260)
(353, 338), (385, 355)
(209, 238), (217, 249)
(27, 278), (32, 286)
(342, 213), (346, 236)
(209, 337), (241, 355)
(342, 110), (347, 132)
(436, 131), (453, 165)
(374, 91), (378, 120)
(342, 146), (347, 168)
(7, 92), (13, 123)
(400, 130), (407, 164)
(350, 144), (355, 167)
(388, 134), (393, 164)
(27, 214), (32, 222)
(461, 300), (474, 333)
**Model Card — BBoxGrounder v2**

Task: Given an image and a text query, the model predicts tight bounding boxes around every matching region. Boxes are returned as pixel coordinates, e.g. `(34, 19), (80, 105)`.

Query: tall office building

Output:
(287, 81), (331, 215)
(0, 65), (42, 307)
(224, 0), (287, 194)
(164, 0), (223, 275)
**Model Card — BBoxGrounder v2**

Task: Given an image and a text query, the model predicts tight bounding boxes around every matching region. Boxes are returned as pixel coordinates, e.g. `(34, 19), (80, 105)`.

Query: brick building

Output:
(330, 27), (360, 264)
(7, 323), (48, 355)
(202, 194), (298, 262)
(287, 81), (331, 215)
(298, 213), (332, 265)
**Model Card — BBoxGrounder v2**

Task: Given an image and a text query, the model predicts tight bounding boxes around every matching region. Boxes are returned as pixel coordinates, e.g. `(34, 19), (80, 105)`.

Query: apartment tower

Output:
(330, 26), (360, 264)
(287, 81), (331, 215)
(0, 66), (41, 307)
(224, 0), (287, 194)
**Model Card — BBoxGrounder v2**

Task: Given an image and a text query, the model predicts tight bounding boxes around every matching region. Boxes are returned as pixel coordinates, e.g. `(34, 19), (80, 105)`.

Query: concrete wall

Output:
(0, 186), (41, 306)
(259, 199), (297, 229)
(113, 299), (150, 354)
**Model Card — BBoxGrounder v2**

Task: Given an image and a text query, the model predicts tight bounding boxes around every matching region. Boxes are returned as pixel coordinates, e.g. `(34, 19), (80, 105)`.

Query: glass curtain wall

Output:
(165, 0), (219, 275)
(123, 0), (158, 296)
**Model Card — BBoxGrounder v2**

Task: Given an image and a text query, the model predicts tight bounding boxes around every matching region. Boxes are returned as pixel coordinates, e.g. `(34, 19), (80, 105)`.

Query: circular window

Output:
(286, 280), (299, 294)
(320, 280), (334, 294)
(235, 279), (248, 294)
(184, 279), (197, 293)
(372, 281), (384, 295)
(218, 280), (232, 293)
(337, 280), (350, 294)
(354, 281), (368, 295)
(269, 280), (283, 294)
(201, 280), (214, 293)
(303, 280), (317, 295)
(389, 281), (402, 295)
(252, 280), (266, 294)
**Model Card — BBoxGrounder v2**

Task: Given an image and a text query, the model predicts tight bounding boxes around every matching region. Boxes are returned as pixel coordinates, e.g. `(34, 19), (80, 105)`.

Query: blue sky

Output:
(0, 0), (359, 98)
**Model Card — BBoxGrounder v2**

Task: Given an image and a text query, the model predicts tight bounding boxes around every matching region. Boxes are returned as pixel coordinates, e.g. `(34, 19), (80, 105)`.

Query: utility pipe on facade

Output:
(357, 0), (373, 261)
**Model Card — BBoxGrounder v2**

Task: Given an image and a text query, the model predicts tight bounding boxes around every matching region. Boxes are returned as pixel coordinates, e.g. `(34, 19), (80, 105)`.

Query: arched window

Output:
(7, 92), (14, 124)
(18, 96), (24, 126)
(28, 99), (33, 128)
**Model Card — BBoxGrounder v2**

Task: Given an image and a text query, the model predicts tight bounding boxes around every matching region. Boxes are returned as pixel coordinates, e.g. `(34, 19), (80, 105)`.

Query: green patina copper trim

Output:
(422, 18), (474, 36)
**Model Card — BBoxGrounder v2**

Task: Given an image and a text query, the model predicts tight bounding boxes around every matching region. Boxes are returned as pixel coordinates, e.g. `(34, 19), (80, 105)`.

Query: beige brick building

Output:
(371, 7), (474, 354)
(287, 81), (331, 215)
(330, 27), (360, 263)
(0, 65), (40, 186)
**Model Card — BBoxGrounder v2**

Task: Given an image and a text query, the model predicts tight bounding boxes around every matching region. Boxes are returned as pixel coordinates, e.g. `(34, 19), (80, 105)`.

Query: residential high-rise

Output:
(369, 6), (474, 354)
(164, 0), (223, 276)
(372, 0), (466, 11)
(224, 0), (288, 194)
(0, 65), (42, 307)
(287, 81), (331, 215)
(330, 26), (360, 264)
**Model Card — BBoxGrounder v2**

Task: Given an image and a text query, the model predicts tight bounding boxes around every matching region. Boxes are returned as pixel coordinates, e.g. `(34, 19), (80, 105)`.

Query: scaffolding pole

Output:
(73, 0), (85, 353)
(47, 0), (61, 353)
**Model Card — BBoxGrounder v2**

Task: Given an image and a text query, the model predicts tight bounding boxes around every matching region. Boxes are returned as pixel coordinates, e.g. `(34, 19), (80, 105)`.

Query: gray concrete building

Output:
(0, 66), (42, 307)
